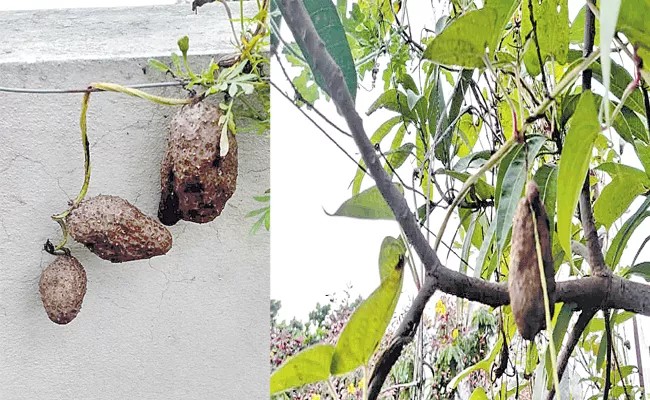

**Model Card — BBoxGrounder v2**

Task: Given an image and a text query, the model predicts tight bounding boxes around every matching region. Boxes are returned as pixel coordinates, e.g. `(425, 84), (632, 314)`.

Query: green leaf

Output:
(331, 267), (404, 375)
(170, 53), (182, 74)
(592, 58), (646, 116)
(606, 196), (650, 268)
(475, 218), (497, 279)
(453, 150), (492, 172)
(385, 143), (415, 171)
(557, 91), (600, 259)
(448, 335), (503, 389)
(148, 59), (170, 73)
(596, 328), (608, 372)
(521, 0), (569, 76)
(469, 387), (489, 400)
(367, 89), (414, 119)
(635, 140), (650, 176)
(278, 0), (357, 101)
(292, 69), (320, 104)
(460, 213), (479, 275)
(594, 177), (647, 229)
(534, 164), (558, 243)
(423, 0), (517, 68)
(336, 0), (347, 19)
(444, 170), (495, 201)
(626, 262), (650, 281)
(596, 162), (650, 185)
(495, 135), (546, 251)
(270, 344), (336, 394)
(545, 303), (574, 389)
(455, 114), (481, 157)
(525, 341), (539, 376)
(569, 6), (600, 45)
(328, 185), (403, 220)
(599, 0), (623, 126)
(378, 236), (407, 282)
(399, 74), (419, 95)
(423, 9), (497, 68)
(352, 116), (402, 195)
(617, 0), (650, 77)
(612, 105), (648, 144)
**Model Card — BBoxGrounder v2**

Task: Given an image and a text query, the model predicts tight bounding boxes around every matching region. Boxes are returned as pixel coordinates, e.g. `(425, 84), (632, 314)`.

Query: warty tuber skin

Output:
(508, 180), (556, 340)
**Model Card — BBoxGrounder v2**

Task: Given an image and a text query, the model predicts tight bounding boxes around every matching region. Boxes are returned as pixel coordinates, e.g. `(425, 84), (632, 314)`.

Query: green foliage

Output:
(275, 0), (650, 397)
(277, 0), (356, 102)
(494, 135), (545, 251)
(271, 237), (405, 396)
(331, 262), (403, 374)
(328, 185), (403, 220)
(557, 91), (600, 259)
(521, 0), (569, 76)
(246, 189), (270, 234)
(423, 0), (518, 68)
(271, 344), (336, 394)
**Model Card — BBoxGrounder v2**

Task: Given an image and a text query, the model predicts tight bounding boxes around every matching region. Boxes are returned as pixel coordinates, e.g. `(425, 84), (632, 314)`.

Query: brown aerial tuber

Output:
(508, 180), (556, 340)
(66, 195), (173, 263)
(39, 255), (87, 325)
(158, 102), (238, 226)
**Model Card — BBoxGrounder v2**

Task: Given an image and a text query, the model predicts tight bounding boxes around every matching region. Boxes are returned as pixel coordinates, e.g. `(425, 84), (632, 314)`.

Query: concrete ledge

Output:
(0, 3), (258, 63)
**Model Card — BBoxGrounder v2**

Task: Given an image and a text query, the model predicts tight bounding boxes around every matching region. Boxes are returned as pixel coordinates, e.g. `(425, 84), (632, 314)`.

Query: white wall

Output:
(0, 4), (269, 399)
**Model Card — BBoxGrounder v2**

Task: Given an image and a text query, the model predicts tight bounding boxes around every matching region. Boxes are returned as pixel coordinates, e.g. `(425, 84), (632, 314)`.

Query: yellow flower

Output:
(435, 299), (446, 315)
(357, 378), (365, 389)
(347, 383), (356, 394)
(452, 328), (459, 340)
(311, 394), (321, 400)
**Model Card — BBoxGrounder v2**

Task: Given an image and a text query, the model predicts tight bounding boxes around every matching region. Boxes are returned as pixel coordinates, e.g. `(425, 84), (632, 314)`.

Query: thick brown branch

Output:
(422, 272), (650, 317)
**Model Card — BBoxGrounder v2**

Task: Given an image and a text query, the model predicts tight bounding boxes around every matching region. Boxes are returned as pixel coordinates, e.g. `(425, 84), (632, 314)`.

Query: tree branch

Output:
(603, 310), (613, 399)
(579, 0), (609, 277)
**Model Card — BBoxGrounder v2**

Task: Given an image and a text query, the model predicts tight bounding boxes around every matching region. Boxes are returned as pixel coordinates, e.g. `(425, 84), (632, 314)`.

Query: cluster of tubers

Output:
(39, 103), (238, 325)
(508, 180), (556, 340)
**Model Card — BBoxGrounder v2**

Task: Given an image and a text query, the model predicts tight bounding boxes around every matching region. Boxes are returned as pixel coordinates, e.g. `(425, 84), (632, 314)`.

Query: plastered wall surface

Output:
(0, 4), (269, 399)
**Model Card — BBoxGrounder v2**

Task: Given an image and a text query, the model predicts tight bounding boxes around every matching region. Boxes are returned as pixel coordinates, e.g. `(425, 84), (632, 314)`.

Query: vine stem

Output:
(49, 83), (193, 251)
(531, 203), (561, 400)
(90, 82), (193, 105)
(433, 137), (515, 251)
(51, 91), (92, 251)
(433, 48), (601, 252)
